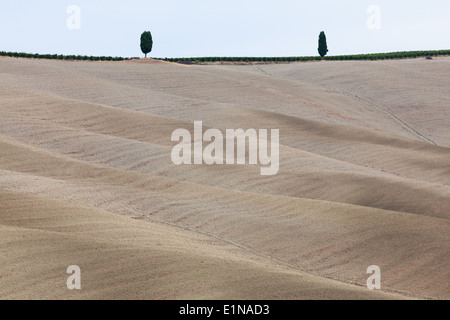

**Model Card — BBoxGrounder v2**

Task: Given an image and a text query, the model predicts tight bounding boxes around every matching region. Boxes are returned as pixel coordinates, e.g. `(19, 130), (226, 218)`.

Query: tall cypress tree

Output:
(318, 31), (328, 58)
(140, 31), (153, 58)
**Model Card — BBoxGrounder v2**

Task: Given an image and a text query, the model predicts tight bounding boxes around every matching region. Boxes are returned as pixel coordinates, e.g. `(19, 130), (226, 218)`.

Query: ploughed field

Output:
(0, 56), (449, 299)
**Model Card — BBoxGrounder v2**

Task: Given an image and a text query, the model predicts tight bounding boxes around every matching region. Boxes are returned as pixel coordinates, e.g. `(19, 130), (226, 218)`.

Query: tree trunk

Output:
(145, 53), (147, 58)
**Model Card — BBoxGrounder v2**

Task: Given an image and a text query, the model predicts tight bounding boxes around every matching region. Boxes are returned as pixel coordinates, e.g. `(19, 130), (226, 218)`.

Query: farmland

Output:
(0, 55), (449, 299)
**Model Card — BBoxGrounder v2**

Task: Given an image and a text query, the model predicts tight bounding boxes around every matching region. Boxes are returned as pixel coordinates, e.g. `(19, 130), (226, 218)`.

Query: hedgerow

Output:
(1, 49), (449, 63)
(0, 51), (125, 61)
(161, 50), (450, 64)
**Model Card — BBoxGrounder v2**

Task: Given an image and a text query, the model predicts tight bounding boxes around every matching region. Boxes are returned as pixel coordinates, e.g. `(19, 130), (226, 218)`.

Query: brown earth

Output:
(0, 56), (448, 299)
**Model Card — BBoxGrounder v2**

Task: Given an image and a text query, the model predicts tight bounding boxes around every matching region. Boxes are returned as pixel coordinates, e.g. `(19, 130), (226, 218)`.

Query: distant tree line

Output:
(1, 49), (449, 63)
(0, 51), (125, 61)
(162, 50), (450, 64)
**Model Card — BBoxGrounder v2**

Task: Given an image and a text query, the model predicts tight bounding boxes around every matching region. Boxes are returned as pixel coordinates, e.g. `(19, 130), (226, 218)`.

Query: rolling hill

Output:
(0, 56), (448, 299)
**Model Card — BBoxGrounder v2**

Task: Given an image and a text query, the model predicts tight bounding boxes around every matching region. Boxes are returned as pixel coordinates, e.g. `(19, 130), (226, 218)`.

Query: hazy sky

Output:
(0, 1), (449, 58)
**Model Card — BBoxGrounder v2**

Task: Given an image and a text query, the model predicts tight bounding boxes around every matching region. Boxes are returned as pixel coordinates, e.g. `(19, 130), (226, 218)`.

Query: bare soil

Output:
(0, 56), (448, 299)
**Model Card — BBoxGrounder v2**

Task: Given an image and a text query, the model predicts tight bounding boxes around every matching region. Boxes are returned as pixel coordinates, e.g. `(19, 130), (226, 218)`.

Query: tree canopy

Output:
(140, 31), (153, 58)
(318, 31), (328, 58)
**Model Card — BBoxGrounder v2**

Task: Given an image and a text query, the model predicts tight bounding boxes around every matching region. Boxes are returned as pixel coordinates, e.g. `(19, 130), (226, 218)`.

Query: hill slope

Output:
(0, 56), (449, 299)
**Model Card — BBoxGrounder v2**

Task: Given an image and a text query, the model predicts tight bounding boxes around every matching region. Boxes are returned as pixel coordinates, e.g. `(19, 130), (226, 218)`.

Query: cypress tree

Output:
(140, 31), (153, 58)
(318, 31), (328, 58)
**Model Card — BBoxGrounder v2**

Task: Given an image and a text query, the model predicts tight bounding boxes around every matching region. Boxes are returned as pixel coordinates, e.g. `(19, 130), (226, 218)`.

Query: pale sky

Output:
(0, 0), (449, 58)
